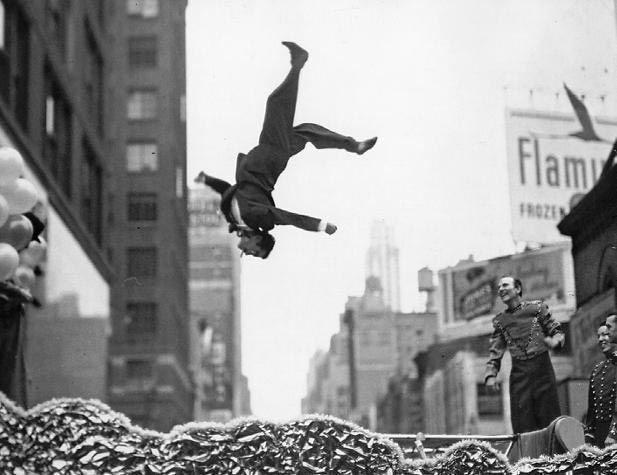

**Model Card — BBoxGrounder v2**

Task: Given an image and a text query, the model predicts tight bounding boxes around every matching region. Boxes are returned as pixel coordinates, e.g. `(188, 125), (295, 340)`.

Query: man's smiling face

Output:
(497, 277), (519, 305)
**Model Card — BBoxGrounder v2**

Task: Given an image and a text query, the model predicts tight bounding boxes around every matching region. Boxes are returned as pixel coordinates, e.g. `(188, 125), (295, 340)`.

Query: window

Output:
(128, 36), (157, 68)
(190, 266), (232, 281)
(126, 142), (158, 172)
(81, 140), (103, 244)
(477, 383), (503, 417)
(180, 94), (186, 122)
(127, 0), (158, 18)
(0, 2), (5, 50)
(127, 247), (157, 278)
(84, 27), (104, 135)
(127, 89), (157, 120)
(44, 67), (73, 198)
(127, 192), (157, 221)
(45, 95), (54, 135)
(126, 302), (157, 340)
(125, 359), (153, 382)
(45, 0), (67, 56)
(176, 166), (183, 198)
(0, 2), (29, 130)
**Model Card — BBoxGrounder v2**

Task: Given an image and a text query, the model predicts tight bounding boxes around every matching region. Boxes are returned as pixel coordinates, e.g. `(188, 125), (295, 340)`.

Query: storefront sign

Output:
(449, 245), (567, 321)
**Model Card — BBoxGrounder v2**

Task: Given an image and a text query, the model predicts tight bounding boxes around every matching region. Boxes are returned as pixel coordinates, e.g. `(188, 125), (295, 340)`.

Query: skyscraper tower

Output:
(188, 187), (251, 422)
(365, 220), (400, 312)
(105, 0), (191, 432)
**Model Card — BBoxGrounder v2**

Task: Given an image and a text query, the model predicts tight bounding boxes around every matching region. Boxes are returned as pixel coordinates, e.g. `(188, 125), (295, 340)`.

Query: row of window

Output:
(125, 301), (157, 341)
(127, 0), (159, 18)
(127, 89), (186, 122)
(0, 2), (105, 244)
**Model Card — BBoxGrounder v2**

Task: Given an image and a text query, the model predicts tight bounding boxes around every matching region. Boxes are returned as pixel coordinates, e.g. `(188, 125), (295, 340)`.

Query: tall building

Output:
(0, 1), (112, 406)
(105, 0), (191, 432)
(188, 186), (251, 422)
(302, 282), (436, 430)
(366, 220), (400, 312)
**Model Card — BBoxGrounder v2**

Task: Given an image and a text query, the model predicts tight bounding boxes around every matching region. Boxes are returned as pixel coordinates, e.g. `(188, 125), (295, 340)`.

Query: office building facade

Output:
(0, 1), (112, 407)
(105, 0), (191, 432)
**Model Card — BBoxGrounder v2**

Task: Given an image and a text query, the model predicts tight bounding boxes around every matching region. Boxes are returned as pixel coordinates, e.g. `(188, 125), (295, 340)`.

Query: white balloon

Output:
(0, 178), (38, 214)
(0, 194), (8, 228)
(0, 147), (23, 186)
(13, 265), (35, 290)
(20, 238), (47, 267)
(0, 242), (19, 280)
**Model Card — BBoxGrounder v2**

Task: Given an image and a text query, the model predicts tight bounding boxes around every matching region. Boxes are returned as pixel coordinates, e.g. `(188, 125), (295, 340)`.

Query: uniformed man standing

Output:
(485, 275), (565, 433)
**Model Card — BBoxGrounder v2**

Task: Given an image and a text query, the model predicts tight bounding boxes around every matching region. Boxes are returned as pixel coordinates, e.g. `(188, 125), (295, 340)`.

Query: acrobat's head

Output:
(237, 229), (275, 259)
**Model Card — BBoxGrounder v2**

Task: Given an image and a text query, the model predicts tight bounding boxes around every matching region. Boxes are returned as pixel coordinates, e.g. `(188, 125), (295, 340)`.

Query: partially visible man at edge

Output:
(585, 317), (617, 447)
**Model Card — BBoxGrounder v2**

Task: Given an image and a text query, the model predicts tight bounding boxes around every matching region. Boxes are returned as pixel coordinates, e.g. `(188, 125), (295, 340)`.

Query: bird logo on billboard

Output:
(562, 83), (609, 143)
(528, 84), (617, 180)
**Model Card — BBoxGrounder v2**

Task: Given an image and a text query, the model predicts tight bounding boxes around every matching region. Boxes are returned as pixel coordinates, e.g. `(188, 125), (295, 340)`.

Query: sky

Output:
(185, 0), (617, 421)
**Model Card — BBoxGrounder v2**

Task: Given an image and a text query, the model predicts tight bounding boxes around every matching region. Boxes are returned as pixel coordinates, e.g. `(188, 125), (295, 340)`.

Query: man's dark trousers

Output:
(247, 60), (362, 191)
(509, 351), (561, 433)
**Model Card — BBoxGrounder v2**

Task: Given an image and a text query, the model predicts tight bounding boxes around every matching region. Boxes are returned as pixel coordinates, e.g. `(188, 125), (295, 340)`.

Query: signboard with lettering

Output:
(505, 109), (617, 243)
(189, 195), (223, 228)
(448, 245), (568, 321)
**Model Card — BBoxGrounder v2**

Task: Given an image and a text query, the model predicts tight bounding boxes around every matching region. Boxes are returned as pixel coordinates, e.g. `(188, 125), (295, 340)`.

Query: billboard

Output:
(443, 245), (569, 322)
(505, 109), (617, 243)
(188, 187), (224, 228)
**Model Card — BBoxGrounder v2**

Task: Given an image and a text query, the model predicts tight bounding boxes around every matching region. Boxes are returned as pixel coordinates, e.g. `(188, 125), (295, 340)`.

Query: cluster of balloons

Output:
(0, 147), (46, 289)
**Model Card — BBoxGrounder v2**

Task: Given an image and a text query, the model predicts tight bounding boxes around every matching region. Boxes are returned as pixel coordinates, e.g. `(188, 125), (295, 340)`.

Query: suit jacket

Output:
(205, 150), (322, 233)
(485, 300), (563, 381)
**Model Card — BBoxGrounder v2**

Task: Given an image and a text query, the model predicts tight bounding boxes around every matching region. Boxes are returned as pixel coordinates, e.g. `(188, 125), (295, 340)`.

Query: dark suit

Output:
(204, 59), (362, 233)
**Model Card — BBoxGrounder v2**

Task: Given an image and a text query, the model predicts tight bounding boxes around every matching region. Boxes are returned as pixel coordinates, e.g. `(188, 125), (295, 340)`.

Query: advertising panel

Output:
(505, 109), (617, 243)
(188, 188), (223, 228)
(449, 246), (567, 322)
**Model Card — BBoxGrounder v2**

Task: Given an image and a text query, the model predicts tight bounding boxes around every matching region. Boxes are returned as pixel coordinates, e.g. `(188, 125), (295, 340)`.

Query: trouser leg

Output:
(532, 354), (561, 430)
(0, 315), (21, 400)
(258, 66), (301, 152)
(289, 122), (360, 155)
(510, 361), (535, 433)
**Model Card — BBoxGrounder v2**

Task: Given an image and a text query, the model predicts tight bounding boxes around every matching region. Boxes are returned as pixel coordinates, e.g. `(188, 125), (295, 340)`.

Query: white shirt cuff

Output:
(317, 220), (327, 232)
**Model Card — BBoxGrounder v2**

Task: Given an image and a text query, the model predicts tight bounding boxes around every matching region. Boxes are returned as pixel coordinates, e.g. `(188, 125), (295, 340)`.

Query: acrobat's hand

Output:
(544, 333), (565, 349)
(325, 223), (337, 235)
(485, 376), (500, 393)
(194, 171), (208, 184)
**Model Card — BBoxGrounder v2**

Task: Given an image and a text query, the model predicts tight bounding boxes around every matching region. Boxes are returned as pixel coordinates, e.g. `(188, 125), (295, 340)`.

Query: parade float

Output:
(0, 146), (615, 474)
(1, 392), (617, 474)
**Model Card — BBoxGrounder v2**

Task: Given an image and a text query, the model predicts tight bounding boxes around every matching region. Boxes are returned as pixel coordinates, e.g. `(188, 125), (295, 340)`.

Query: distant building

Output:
(189, 187), (250, 421)
(105, 0), (192, 432)
(302, 350), (329, 415)
(0, 2), (112, 406)
(558, 163), (617, 422)
(303, 278), (436, 431)
(302, 328), (350, 419)
(366, 220), (400, 312)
